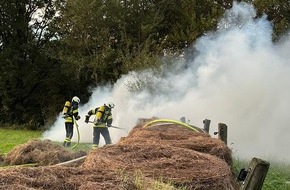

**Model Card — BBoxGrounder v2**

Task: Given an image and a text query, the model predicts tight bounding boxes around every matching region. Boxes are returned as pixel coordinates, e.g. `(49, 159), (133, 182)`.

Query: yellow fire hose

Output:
(71, 116), (80, 149)
(143, 119), (204, 133)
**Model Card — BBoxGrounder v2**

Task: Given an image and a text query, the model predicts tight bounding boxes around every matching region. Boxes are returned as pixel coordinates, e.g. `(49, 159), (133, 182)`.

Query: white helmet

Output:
(105, 102), (115, 109)
(72, 96), (80, 103)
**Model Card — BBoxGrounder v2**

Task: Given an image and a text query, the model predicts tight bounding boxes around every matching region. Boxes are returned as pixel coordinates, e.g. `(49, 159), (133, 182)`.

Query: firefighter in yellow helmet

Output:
(85, 102), (115, 149)
(62, 96), (81, 147)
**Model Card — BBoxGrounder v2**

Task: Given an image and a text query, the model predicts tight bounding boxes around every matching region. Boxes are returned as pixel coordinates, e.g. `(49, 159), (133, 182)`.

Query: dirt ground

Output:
(0, 119), (239, 190)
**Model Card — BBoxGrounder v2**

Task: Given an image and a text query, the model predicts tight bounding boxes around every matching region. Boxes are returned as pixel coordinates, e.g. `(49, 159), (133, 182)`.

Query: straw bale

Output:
(0, 118), (239, 189)
(82, 143), (238, 189)
(0, 184), (36, 190)
(81, 120), (239, 189)
(4, 139), (86, 166)
(119, 123), (232, 165)
(0, 166), (140, 190)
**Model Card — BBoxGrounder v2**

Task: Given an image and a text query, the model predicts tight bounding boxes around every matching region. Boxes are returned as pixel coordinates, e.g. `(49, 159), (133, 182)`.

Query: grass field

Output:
(232, 158), (290, 190)
(1, 128), (290, 189)
(0, 128), (43, 154)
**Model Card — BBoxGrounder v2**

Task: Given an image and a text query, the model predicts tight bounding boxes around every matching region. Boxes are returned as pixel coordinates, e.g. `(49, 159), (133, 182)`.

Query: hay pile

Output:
(0, 119), (239, 190)
(119, 123), (232, 165)
(0, 166), (138, 190)
(82, 122), (239, 189)
(4, 139), (86, 166)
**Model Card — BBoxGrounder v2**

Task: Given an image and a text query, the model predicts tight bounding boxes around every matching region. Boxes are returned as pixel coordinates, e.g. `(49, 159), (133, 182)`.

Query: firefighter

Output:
(85, 102), (115, 149)
(62, 96), (81, 147)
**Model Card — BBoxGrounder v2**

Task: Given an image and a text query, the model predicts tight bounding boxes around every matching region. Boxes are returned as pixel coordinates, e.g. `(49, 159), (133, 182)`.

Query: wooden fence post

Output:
(218, 123), (227, 145)
(203, 119), (211, 133)
(180, 117), (186, 123)
(239, 157), (270, 190)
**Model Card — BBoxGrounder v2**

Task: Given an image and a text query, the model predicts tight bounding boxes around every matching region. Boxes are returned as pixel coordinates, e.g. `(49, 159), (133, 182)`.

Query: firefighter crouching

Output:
(85, 102), (115, 149)
(62, 96), (81, 147)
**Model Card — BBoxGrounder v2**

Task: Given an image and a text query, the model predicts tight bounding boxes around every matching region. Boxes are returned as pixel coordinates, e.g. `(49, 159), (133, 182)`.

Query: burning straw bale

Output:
(0, 119), (239, 189)
(83, 144), (238, 189)
(119, 123), (233, 165)
(82, 122), (239, 189)
(4, 139), (86, 166)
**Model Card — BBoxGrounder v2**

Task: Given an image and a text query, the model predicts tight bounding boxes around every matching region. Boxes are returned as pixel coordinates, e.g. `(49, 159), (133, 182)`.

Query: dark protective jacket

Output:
(62, 101), (79, 123)
(87, 105), (112, 127)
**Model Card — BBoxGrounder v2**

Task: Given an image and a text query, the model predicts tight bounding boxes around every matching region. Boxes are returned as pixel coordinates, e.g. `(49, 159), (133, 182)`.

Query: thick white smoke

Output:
(43, 1), (290, 162)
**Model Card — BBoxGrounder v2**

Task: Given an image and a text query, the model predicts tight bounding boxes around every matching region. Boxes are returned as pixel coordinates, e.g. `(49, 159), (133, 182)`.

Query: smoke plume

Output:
(43, 1), (290, 162)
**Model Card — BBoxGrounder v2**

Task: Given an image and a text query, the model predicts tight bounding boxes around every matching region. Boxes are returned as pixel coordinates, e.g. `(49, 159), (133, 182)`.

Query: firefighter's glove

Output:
(94, 119), (101, 125)
(76, 115), (81, 120)
(62, 114), (69, 119)
(85, 115), (90, 123)
(107, 124), (111, 127)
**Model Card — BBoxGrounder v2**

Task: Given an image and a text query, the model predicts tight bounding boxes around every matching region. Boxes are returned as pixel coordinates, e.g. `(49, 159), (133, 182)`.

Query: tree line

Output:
(0, 0), (289, 129)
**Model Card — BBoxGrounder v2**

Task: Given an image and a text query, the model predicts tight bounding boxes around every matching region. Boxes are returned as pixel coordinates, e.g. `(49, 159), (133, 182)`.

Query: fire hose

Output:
(143, 118), (204, 133)
(71, 115), (80, 149)
(88, 121), (125, 130)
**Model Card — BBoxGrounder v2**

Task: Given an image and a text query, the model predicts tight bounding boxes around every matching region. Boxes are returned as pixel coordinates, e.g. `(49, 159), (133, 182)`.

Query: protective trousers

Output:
(64, 122), (73, 147)
(93, 127), (112, 146)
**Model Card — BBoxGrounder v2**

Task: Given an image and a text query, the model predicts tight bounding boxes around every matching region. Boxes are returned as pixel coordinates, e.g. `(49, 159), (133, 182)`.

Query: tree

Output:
(0, 0), (65, 128)
(244, 0), (290, 39)
(4, 0), (290, 128)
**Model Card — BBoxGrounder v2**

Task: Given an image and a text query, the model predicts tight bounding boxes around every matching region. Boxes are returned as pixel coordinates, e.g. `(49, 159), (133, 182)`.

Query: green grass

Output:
(262, 162), (290, 190)
(0, 128), (42, 154)
(232, 157), (290, 190)
(0, 128), (92, 155)
(52, 141), (92, 152)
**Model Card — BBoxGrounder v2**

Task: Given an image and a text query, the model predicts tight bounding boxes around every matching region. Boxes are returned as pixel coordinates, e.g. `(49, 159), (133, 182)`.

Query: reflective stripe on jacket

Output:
(63, 101), (79, 123)
(88, 105), (112, 127)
